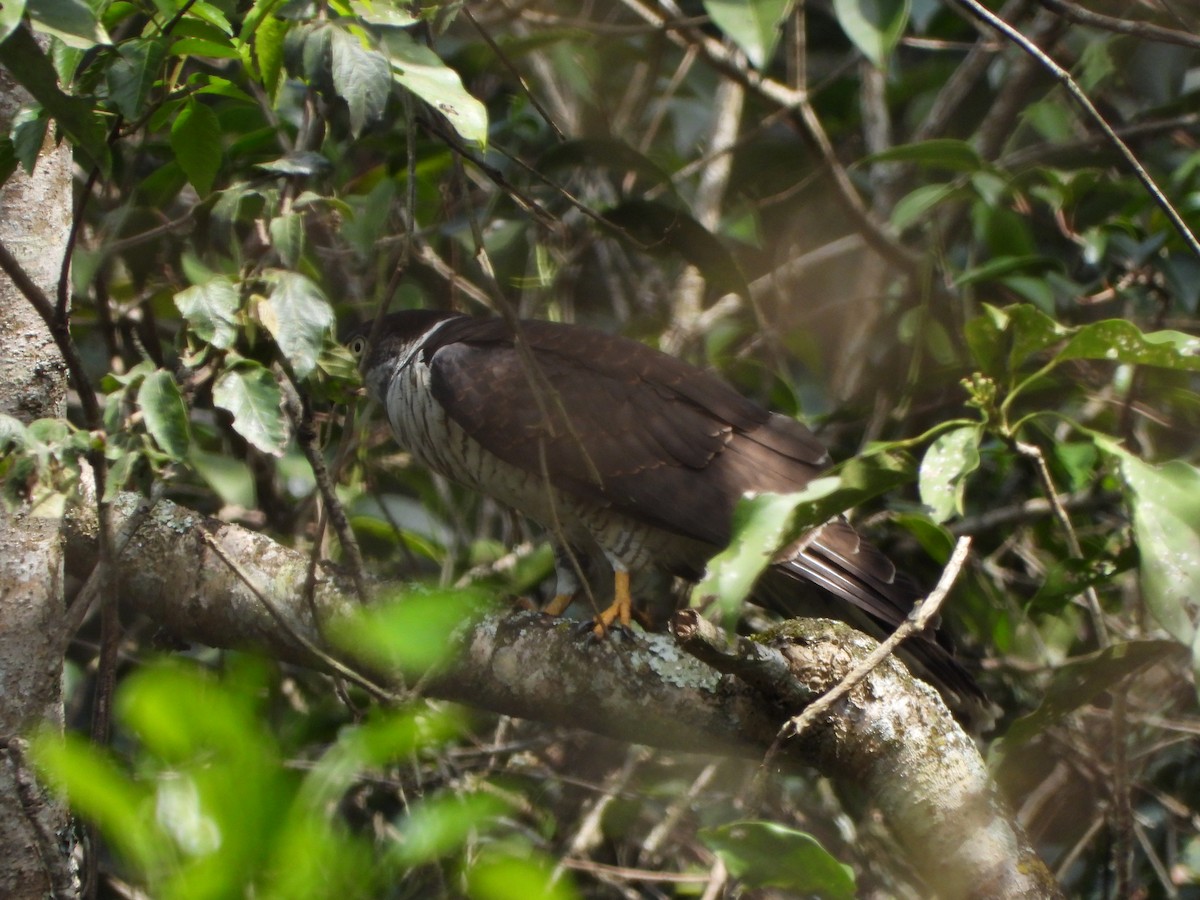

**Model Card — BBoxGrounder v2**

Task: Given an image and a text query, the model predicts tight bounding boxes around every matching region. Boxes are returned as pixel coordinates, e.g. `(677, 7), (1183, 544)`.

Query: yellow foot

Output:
(592, 569), (632, 637)
(542, 593), (573, 616)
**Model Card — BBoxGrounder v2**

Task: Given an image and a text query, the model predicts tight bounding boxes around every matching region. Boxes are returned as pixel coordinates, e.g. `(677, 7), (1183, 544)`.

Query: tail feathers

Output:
(765, 520), (994, 731)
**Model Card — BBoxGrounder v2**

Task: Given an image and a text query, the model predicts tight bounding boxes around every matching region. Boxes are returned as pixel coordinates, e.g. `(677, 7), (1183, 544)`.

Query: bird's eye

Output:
(348, 335), (367, 357)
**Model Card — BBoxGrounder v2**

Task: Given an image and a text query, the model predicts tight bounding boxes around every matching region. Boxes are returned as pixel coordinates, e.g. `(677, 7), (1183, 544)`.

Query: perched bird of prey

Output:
(347, 310), (985, 720)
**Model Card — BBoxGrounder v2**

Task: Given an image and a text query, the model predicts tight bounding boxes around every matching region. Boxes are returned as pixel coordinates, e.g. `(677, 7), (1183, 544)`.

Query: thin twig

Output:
(786, 535), (972, 738)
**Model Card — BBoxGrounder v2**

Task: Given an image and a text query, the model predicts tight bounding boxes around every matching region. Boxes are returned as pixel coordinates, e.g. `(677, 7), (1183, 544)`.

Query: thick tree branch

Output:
(64, 492), (1062, 899)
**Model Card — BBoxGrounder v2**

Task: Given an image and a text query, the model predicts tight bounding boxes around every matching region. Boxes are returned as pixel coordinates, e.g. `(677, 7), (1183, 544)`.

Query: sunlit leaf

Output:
(259, 270), (334, 378)
(175, 276), (240, 349)
(832, 0), (908, 68)
(212, 363), (287, 455)
(702, 0), (795, 69)
(1056, 319), (1200, 371)
(138, 369), (191, 461)
(26, 0), (112, 48)
(330, 26), (391, 136)
(380, 28), (488, 145)
(0, 0), (27, 44)
(918, 425), (980, 523)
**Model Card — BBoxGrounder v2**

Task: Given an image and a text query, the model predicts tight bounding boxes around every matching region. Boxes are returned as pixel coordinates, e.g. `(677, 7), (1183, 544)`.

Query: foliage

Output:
(3, 0), (1200, 895)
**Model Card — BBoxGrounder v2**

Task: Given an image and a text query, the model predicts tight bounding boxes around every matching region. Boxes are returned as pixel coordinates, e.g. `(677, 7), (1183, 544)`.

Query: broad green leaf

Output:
(1056, 319), (1200, 371)
(350, 0), (418, 26)
(0, 0), (26, 44)
(106, 39), (166, 120)
(1106, 445), (1200, 646)
(919, 425), (980, 523)
(170, 36), (240, 59)
(138, 369), (191, 461)
(701, 821), (855, 895)
(380, 28), (488, 145)
(188, 0), (233, 34)
(189, 448), (255, 508)
(890, 182), (958, 232)
(212, 363), (287, 455)
(468, 852), (580, 900)
(697, 484), (840, 623)
(867, 138), (982, 172)
(992, 640), (1183, 761)
(269, 212), (304, 267)
(330, 26), (390, 136)
(259, 270), (334, 378)
(174, 276), (239, 349)
(331, 587), (487, 675)
(702, 0), (795, 69)
(170, 97), (222, 196)
(25, 0), (111, 48)
(11, 106), (48, 175)
(832, 0), (909, 68)
(252, 8), (287, 98)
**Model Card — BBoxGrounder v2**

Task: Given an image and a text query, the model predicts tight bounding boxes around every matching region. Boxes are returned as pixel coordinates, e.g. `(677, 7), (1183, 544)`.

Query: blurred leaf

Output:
(698, 486), (839, 623)
(170, 97), (222, 196)
(701, 821), (855, 896)
(269, 212), (304, 267)
(138, 369), (191, 461)
(350, 0), (418, 26)
(832, 0), (908, 68)
(259, 270), (334, 378)
(26, 0), (112, 48)
(867, 138), (981, 172)
(537, 138), (676, 196)
(992, 640), (1184, 759)
(954, 255), (1055, 287)
(331, 587), (488, 675)
(379, 28), (488, 145)
(395, 791), (507, 865)
(0, 0), (27, 44)
(919, 425), (980, 523)
(892, 512), (955, 564)
(330, 26), (390, 137)
(212, 362), (287, 455)
(603, 199), (750, 300)
(190, 448), (256, 508)
(468, 851), (580, 900)
(256, 151), (332, 177)
(1101, 441), (1200, 647)
(891, 182), (958, 232)
(175, 276), (240, 349)
(702, 0), (795, 69)
(11, 105), (49, 175)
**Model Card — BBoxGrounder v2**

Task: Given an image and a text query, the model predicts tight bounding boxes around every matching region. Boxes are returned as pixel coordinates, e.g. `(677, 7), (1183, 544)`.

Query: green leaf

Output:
(866, 138), (982, 172)
(252, 8), (287, 98)
(1056, 319), (1200, 371)
(831, 0), (909, 68)
(330, 26), (391, 136)
(0, 0), (26, 44)
(890, 182), (958, 232)
(269, 212), (304, 267)
(11, 105), (49, 175)
(331, 587), (487, 675)
(138, 369), (191, 461)
(701, 821), (855, 896)
(106, 38), (166, 120)
(174, 276), (239, 349)
(394, 791), (506, 866)
(468, 852), (580, 900)
(350, 0), (418, 27)
(212, 363), (287, 456)
(697, 486), (839, 623)
(918, 425), (980, 523)
(702, 0), (795, 69)
(170, 97), (222, 196)
(1106, 445), (1200, 646)
(170, 36), (240, 59)
(189, 448), (255, 508)
(953, 254), (1055, 287)
(25, 0), (112, 48)
(259, 270), (334, 378)
(380, 28), (488, 145)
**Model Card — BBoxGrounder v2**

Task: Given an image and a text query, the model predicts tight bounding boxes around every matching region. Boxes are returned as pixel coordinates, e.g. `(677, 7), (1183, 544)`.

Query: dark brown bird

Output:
(347, 310), (985, 720)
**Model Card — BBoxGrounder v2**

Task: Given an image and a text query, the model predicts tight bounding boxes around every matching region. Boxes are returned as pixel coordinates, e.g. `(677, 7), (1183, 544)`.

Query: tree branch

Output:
(63, 492), (1063, 899)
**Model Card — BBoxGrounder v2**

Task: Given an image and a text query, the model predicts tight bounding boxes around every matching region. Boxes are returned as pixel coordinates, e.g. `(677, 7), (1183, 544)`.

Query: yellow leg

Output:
(542, 593), (573, 616)
(592, 569), (632, 636)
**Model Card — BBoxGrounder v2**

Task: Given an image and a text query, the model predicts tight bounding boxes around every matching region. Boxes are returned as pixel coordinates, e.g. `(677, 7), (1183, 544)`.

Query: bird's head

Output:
(344, 310), (463, 402)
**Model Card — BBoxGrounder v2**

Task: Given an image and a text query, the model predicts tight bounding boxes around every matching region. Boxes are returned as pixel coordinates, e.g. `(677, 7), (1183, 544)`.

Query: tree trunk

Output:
(0, 56), (77, 898)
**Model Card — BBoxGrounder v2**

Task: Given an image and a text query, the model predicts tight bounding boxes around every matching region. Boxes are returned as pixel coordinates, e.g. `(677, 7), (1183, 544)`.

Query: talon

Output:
(590, 569), (633, 637)
(542, 593), (573, 617)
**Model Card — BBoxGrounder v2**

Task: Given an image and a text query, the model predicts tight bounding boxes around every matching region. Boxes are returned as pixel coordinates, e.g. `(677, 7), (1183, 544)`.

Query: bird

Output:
(346, 309), (986, 723)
